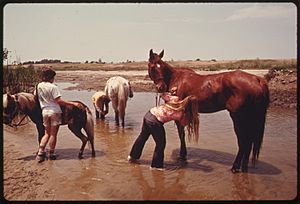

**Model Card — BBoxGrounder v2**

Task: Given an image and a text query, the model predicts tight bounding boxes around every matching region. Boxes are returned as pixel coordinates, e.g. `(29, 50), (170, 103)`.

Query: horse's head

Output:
(148, 49), (168, 93)
(3, 93), (19, 124)
(93, 91), (111, 119)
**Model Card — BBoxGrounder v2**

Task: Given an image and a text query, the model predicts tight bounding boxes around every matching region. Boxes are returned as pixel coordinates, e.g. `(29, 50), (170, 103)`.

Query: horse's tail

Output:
(252, 108), (267, 166)
(84, 107), (95, 150)
(186, 96), (200, 143)
(260, 78), (270, 109)
(118, 85), (127, 123)
(252, 79), (269, 166)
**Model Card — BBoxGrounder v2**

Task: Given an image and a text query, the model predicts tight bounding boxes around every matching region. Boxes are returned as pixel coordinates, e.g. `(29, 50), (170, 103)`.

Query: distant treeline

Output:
(22, 59), (73, 65)
(3, 65), (42, 94)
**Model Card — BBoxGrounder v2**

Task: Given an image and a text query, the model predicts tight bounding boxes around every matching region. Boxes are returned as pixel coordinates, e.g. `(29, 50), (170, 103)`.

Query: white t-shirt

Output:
(37, 82), (62, 114)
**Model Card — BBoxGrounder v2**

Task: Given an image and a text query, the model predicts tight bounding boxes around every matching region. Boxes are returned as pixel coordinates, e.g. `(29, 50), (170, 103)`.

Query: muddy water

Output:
(4, 83), (297, 200)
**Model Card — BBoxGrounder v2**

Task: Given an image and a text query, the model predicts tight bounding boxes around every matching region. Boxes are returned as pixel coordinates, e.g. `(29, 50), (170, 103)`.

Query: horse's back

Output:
(175, 70), (269, 112)
(222, 70), (269, 111)
(105, 76), (130, 99)
(61, 101), (91, 126)
(225, 70), (269, 100)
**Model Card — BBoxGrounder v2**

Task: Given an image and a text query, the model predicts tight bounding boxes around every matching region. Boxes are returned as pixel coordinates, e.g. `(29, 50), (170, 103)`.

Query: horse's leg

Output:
(241, 139), (252, 173)
(36, 122), (45, 144)
(68, 124), (88, 159)
(115, 111), (119, 125)
(95, 108), (100, 119)
(30, 114), (45, 145)
(230, 111), (248, 173)
(175, 121), (187, 160)
(111, 97), (119, 125)
(119, 99), (126, 128)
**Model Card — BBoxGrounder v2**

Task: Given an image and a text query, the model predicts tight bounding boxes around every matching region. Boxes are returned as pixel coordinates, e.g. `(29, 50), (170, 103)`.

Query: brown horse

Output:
(3, 92), (95, 158)
(148, 49), (269, 173)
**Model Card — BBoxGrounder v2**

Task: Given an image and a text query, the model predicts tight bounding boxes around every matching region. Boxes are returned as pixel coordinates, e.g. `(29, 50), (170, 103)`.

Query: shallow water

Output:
(4, 83), (297, 200)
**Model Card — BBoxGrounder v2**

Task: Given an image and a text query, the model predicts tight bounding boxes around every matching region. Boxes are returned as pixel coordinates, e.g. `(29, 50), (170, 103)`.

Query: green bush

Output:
(3, 65), (42, 94)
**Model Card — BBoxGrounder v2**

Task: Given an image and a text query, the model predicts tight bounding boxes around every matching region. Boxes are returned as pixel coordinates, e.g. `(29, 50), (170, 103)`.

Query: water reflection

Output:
(131, 166), (187, 200)
(232, 174), (257, 200)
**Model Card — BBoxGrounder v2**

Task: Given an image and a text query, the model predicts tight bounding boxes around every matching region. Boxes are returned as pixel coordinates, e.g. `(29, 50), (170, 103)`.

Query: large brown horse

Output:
(148, 49), (269, 173)
(3, 92), (95, 158)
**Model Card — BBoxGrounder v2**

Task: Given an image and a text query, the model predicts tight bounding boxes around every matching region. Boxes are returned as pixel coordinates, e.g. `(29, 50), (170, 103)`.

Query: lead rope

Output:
(155, 92), (161, 107)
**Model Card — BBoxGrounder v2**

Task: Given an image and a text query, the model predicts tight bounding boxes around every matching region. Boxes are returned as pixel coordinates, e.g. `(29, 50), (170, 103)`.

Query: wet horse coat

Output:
(148, 49), (269, 172)
(104, 76), (133, 127)
(3, 92), (95, 158)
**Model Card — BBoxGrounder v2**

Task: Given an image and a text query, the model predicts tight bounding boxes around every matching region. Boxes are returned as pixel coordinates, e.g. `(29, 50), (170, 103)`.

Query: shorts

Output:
(42, 112), (62, 127)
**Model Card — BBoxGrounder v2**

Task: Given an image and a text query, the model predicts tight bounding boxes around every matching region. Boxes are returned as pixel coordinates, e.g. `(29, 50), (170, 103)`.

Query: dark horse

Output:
(148, 49), (269, 173)
(3, 92), (95, 158)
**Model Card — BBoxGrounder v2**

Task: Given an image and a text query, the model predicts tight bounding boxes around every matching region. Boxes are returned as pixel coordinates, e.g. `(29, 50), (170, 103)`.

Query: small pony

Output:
(104, 76), (133, 127)
(3, 92), (95, 158)
(92, 91), (110, 119)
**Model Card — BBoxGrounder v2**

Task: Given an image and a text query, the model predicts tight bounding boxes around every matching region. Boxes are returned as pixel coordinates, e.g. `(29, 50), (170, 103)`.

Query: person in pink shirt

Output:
(128, 87), (199, 170)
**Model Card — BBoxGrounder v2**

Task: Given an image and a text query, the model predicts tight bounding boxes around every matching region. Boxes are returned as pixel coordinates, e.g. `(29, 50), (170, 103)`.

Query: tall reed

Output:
(3, 65), (42, 94)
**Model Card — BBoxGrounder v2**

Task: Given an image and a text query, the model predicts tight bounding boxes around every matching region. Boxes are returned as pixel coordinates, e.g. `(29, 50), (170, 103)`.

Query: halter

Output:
(4, 94), (29, 128)
(155, 93), (161, 107)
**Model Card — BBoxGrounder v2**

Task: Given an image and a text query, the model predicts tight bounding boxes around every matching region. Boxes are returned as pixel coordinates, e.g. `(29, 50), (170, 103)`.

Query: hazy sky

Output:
(3, 3), (297, 63)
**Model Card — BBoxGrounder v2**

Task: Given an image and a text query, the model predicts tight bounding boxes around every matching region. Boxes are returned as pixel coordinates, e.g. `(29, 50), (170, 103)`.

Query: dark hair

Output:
(41, 67), (56, 82)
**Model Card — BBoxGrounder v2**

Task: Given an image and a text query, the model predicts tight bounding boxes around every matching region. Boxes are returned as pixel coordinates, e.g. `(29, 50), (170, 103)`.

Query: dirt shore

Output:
(54, 69), (297, 108)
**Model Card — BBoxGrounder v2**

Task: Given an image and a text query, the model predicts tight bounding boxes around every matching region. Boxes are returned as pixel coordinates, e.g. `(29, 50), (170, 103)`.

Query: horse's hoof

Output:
(178, 156), (187, 162)
(231, 168), (240, 173)
(78, 153), (83, 159)
(92, 152), (96, 157)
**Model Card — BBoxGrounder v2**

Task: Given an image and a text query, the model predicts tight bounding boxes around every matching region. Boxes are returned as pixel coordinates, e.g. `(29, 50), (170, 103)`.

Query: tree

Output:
(3, 48), (8, 61)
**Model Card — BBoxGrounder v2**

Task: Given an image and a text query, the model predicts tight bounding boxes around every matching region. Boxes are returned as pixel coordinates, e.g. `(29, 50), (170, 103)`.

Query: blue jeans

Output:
(129, 111), (166, 168)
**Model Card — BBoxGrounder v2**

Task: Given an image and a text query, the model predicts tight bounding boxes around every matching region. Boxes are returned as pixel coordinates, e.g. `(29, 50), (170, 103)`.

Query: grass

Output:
(3, 65), (42, 94)
(4, 58), (296, 93)
(15, 59), (296, 72)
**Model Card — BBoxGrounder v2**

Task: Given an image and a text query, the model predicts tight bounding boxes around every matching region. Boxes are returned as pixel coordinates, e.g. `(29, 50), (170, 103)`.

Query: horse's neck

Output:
(162, 61), (175, 84)
(17, 93), (36, 115)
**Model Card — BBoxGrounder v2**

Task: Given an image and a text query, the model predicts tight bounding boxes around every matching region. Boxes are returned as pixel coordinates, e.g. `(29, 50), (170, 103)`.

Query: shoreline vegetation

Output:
(17, 58), (296, 71)
(3, 58), (297, 108)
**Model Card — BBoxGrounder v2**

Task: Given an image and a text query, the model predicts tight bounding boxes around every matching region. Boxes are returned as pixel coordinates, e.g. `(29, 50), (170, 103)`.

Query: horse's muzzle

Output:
(156, 84), (167, 93)
(3, 116), (12, 125)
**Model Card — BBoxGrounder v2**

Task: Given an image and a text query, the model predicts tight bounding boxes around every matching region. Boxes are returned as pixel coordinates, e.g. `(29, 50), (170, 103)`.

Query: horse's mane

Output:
(162, 95), (199, 143)
(161, 61), (196, 87)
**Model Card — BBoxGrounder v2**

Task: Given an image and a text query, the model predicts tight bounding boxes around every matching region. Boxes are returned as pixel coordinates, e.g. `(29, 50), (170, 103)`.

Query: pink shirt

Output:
(150, 92), (184, 124)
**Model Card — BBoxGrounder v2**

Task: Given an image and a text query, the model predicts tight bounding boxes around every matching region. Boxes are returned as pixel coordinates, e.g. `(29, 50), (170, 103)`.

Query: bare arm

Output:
(55, 97), (81, 108)
(161, 92), (180, 102)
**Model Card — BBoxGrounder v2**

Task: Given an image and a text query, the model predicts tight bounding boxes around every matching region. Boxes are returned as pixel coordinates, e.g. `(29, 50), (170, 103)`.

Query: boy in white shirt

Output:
(36, 67), (80, 162)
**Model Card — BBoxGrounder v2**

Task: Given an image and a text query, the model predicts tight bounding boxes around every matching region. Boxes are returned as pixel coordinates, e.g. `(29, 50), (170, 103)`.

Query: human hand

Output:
(73, 102), (82, 108)
(170, 87), (177, 96)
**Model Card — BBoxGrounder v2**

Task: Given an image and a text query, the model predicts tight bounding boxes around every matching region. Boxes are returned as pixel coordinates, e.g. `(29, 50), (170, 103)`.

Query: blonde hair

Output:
(162, 95), (199, 143)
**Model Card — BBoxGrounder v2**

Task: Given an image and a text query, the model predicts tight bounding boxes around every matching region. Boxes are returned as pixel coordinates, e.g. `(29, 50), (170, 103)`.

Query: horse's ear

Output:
(7, 93), (14, 102)
(149, 49), (154, 60)
(159, 50), (164, 59)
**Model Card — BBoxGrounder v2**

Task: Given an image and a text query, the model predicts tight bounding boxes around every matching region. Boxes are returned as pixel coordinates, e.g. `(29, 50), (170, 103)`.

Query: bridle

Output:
(3, 94), (29, 127)
(148, 61), (166, 106)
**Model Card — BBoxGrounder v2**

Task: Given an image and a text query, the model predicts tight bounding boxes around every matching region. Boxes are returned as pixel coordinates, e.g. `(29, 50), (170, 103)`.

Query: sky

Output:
(3, 3), (297, 63)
